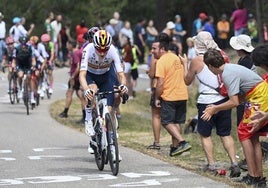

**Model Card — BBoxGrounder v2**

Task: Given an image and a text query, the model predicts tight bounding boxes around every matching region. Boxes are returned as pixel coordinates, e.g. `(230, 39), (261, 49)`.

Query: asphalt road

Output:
(0, 66), (230, 188)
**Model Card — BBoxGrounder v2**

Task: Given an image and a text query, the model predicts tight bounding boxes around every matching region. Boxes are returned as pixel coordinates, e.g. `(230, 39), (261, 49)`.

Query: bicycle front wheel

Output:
(106, 113), (119, 176)
(23, 82), (29, 115)
(8, 74), (16, 104)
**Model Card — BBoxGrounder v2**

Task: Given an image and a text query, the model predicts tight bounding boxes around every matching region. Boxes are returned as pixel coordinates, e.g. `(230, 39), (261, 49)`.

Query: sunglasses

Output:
(96, 47), (109, 54)
(7, 43), (14, 45)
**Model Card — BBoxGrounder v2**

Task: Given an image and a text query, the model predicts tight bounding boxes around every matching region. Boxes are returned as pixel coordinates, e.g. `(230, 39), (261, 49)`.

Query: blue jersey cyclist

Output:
(12, 36), (36, 104)
(79, 30), (128, 155)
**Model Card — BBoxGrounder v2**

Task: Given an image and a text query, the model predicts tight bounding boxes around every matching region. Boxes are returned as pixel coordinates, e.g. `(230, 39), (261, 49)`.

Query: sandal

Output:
(147, 142), (161, 150)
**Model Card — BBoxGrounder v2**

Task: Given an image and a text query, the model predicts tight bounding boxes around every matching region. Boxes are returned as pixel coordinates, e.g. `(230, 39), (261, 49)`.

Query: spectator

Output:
(230, 34), (256, 124)
(75, 18), (88, 41)
(119, 20), (133, 47)
(202, 48), (268, 187)
(145, 19), (158, 67)
(134, 18), (146, 64)
(113, 11), (124, 37)
(51, 14), (62, 65)
(9, 17), (33, 44)
(147, 56), (161, 150)
(217, 14), (230, 49)
(162, 21), (175, 41)
(173, 15), (186, 55)
(58, 35), (86, 124)
(230, 0), (248, 36)
(0, 12), (6, 67)
(105, 18), (118, 38)
(181, 31), (240, 177)
(152, 33), (191, 156)
(247, 13), (258, 43)
(192, 12), (207, 36)
(121, 36), (134, 98)
(44, 11), (54, 40)
(204, 16), (215, 38)
(186, 37), (196, 67)
(59, 20), (75, 67)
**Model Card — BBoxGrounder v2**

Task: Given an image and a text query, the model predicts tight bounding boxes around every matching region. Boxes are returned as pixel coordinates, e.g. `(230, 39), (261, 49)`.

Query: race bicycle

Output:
(8, 67), (19, 104)
(89, 87), (128, 176)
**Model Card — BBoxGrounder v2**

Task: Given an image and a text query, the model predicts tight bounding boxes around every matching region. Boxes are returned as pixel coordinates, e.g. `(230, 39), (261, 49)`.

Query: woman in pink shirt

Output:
(230, 0), (248, 36)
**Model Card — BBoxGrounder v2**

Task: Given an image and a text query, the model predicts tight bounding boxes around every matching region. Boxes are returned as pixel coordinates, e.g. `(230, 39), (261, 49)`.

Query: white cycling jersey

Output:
(80, 43), (123, 75)
(36, 43), (49, 59)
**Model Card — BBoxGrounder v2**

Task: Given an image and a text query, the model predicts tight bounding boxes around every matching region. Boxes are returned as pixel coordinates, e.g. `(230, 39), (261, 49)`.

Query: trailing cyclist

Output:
(79, 30), (128, 160)
(40, 33), (55, 95)
(2, 37), (16, 93)
(13, 36), (36, 104)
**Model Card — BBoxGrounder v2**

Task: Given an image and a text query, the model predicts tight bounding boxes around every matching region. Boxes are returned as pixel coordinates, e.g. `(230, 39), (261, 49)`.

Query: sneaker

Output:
(229, 165), (241, 178)
(88, 145), (94, 154)
(255, 177), (267, 188)
(85, 120), (95, 136)
(239, 174), (259, 185)
(170, 141), (192, 157)
(238, 158), (248, 171)
(203, 164), (216, 174)
(48, 88), (53, 94)
(59, 112), (68, 118)
(31, 98), (36, 104)
(18, 90), (23, 99)
(38, 89), (45, 97)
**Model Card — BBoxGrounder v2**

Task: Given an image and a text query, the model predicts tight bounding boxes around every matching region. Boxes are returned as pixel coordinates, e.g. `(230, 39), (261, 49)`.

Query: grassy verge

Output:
(50, 90), (268, 188)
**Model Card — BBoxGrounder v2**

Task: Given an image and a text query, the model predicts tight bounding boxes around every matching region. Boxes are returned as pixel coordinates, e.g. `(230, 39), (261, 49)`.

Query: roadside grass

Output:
(50, 87), (268, 188)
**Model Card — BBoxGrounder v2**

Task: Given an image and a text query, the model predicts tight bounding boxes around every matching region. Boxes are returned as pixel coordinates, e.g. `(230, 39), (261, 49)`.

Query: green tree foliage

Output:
(0, 0), (266, 38)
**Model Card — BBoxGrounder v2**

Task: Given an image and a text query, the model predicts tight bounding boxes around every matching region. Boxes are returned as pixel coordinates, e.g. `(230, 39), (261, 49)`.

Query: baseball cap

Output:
(199, 12), (208, 19)
(166, 21), (175, 29)
(13, 17), (21, 24)
(229, 34), (254, 53)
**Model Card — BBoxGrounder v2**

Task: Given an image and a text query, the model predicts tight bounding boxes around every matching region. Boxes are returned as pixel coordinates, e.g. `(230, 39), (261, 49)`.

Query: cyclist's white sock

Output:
(31, 91), (34, 99)
(85, 106), (92, 122)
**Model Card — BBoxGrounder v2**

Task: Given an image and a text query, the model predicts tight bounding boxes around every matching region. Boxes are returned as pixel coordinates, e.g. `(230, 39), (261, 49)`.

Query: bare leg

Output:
(151, 107), (161, 144)
(200, 135), (214, 165)
(221, 135), (237, 164)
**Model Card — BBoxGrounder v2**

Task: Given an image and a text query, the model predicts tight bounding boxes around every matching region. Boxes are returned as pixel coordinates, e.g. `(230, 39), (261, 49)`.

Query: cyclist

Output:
(29, 36), (48, 98)
(13, 36), (36, 104)
(79, 30), (128, 159)
(2, 37), (16, 93)
(40, 34), (55, 95)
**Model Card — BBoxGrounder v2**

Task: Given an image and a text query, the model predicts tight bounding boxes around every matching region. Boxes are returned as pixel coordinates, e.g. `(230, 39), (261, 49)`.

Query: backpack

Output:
(197, 49), (229, 97)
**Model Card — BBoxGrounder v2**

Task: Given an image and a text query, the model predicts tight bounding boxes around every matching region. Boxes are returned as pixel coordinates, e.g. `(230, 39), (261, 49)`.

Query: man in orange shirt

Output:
(152, 33), (191, 156)
(217, 14), (230, 49)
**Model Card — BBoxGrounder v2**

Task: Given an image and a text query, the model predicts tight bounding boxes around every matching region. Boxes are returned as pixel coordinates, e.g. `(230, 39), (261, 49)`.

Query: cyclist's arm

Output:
(117, 71), (126, 86)
(79, 70), (88, 91)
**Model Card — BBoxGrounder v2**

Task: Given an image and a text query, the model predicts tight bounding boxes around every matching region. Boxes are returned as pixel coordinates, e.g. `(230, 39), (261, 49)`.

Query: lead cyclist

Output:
(79, 30), (128, 159)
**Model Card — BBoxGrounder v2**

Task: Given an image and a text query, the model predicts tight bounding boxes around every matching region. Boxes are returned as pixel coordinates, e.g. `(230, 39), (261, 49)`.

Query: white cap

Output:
(229, 34), (254, 53)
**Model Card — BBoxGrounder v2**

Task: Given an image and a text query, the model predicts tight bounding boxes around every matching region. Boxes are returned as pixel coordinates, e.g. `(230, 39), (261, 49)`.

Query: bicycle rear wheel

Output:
(8, 74), (16, 104)
(106, 113), (119, 176)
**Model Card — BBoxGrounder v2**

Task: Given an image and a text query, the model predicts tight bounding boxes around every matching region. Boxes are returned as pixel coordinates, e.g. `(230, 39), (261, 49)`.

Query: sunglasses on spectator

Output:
(7, 43), (14, 45)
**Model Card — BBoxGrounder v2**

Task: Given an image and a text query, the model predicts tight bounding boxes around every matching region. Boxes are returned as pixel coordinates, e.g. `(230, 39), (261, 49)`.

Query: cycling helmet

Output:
(93, 30), (112, 51)
(41, 34), (51, 42)
(5, 36), (14, 44)
(19, 36), (27, 44)
(30, 36), (39, 44)
(87, 26), (100, 40)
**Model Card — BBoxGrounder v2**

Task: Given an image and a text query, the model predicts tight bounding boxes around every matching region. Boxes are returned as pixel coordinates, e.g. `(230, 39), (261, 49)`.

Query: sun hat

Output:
(166, 21), (175, 30)
(194, 31), (219, 54)
(0, 12), (4, 18)
(229, 34), (254, 52)
(109, 18), (118, 25)
(12, 17), (21, 24)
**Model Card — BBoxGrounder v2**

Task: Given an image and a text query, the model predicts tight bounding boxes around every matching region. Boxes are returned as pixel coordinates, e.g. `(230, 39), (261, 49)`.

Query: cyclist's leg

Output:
(47, 62), (54, 94)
